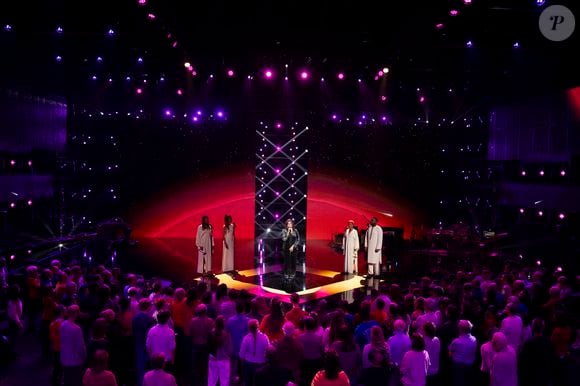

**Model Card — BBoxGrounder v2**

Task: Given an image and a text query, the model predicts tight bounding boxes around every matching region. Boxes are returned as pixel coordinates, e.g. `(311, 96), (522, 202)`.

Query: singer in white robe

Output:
(222, 215), (235, 272)
(196, 216), (214, 274)
(342, 220), (359, 274)
(364, 217), (383, 276)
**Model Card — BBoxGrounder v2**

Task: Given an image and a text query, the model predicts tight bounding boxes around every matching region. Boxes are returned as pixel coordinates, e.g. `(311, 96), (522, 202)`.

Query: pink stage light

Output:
(227, 69), (234, 77)
(27, 200), (32, 206)
(176, 89), (183, 95)
(450, 9), (459, 16)
(331, 114), (337, 120)
(192, 116), (198, 122)
(539, 170), (544, 176)
(381, 95), (387, 101)
(419, 96), (426, 103)
(10, 203), (15, 208)
(28, 160), (32, 166)
(337, 73), (344, 80)
(436, 23), (444, 29)
(275, 122), (282, 129)
(561, 170), (566, 176)
(300, 71), (309, 79)
(10, 160), (15, 166)
(264, 70), (273, 79)
(136, 88), (143, 94)
(538, 211), (543, 216)
(521, 170), (526, 176)
(519, 208), (525, 213)
(559, 213), (565, 219)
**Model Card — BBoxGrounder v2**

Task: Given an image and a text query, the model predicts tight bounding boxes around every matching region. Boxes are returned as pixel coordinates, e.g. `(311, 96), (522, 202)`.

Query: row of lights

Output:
(519, 208), (567, 220)
(521, 169), (567, 177)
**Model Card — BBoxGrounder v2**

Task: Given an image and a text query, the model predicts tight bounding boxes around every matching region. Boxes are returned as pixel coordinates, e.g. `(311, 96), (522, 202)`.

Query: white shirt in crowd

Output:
(423, 336), (440, 376)
(146, 324), (176, 362)
(500, 316), (523, 351)
(239, 331), (270, 364)
(400, 350), (430, 386)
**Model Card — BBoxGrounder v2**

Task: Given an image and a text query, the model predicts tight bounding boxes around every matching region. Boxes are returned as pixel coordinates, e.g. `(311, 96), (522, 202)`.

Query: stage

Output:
(121, 237), (368, 302)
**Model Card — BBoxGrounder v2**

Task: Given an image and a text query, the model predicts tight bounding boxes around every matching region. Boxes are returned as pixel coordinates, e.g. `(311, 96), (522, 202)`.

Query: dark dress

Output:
(281, 228), (300, 276)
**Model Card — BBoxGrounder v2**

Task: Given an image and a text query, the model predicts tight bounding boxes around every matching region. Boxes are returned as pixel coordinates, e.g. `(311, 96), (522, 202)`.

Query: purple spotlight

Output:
(275, 122), (282, 129)
(466, 40), (473, 48)
(536, 0), (545, 5)
(450, 9), (459, 16)
(27, 200), (32, 206)
(519, 208), (525, 214)
(147, 13), (156, 20)
(56, 26), (63, 34)
(539, 170), (544, 176)
(10, 160), (15, 166)
(275, 191), (280, 196)
(264, 70), (273, 79)
(513, 42), (520, 48)
(380, 95), (387, 101)
(275, 168), (281, 174)
(176, 89), (183, 95)
(381, 116), (387, 121)
(300, 71), (309, 79)
(561, 170), (566, 176)
(164, 109), (172, 117)
(216, 111), (224, 118)
(138, 0), (147, 5)
(276, 146), (281, 151)
(56, 55), (62, 62)
(137, 57), (143, 63)
(107, 28), (115, 36)
(136, 88), (143, 94)
(419, 96), (426, 103)
(227, 69), (234, 77)
(337, 72), (345, 80)
(28, 160), (32, 167)
(331, 114), (337, 120)
(559, 213), (565, 219)
(274, 213), (279, 219)
(358, 79), (362, 83)
(192, 116), (198, 122)
(435, 23), (444, 29)
(10, 202), (15, 208)
(196, 110), (202, 116)
(378, 71), (384, 77)
(463, 0), (472, 4)
(4, 24), (12, 32)
(538, 211), (544, 216)
(91, 75), (97, 80)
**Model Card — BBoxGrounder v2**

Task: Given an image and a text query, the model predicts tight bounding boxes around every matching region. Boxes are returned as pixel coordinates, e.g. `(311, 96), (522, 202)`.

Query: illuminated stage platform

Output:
(211, 264), (365, 303)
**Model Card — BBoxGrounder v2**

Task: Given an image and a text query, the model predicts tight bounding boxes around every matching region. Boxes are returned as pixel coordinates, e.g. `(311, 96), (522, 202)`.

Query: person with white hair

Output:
(342, 219), (360, 274)
(388, 319), (412, 368)
(490, 332), (517, 386)
(449, 320), (477, 386)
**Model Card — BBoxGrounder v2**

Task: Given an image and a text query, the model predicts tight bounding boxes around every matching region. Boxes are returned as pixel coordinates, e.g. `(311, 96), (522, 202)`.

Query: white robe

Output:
(364, 225), (383, 264)
(222, 223), (235, 272)
(196, 225), (214, 273)
(342, 228), (359, 273)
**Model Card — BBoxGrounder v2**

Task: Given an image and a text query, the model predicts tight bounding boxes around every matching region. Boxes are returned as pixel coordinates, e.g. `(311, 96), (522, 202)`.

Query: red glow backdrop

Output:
(129, 166), (425, 268)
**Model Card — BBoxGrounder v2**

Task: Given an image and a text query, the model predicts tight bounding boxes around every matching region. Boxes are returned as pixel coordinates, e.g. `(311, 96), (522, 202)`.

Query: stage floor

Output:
(121, 237), (368, 302)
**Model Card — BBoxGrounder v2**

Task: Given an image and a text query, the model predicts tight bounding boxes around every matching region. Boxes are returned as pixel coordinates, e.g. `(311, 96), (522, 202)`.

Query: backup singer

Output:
(196, 215), (214, 274)
(364, 217), (383, 277)
(342, 220), (359, 274)
(222, 214), (235, 272)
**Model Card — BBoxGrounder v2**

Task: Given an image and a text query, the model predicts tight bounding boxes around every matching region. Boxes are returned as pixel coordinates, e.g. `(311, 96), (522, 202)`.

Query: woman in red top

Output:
(311, 350), (350, 386)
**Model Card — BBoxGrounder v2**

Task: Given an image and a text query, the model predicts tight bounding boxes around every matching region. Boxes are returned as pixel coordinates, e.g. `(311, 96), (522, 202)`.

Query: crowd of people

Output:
(0, 253), (578, 386)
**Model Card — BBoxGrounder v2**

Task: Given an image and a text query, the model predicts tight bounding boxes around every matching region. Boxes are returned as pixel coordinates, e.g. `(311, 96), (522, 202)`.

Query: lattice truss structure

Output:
(255, 123), (309, 261)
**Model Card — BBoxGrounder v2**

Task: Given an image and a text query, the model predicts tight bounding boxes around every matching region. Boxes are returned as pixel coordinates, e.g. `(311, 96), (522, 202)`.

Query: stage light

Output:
(435, 23), (444, 29)
(381, 95), (387, 101)
(107, 28), (115, 36)
(27, 200), (32, 206)
(378, 71), (384, 77)
(264, 69), (273, 79)
(147, 13), (156, 20)
(164, 109), (172, 116)
(4, 24), (12, 32)
(536, 0), (545, 5)
(539, 170), (544, 176)
(10, 203), (15, 208)
(275, 168), (280, 174)
(216, 111), (224, 118)
(337, 72), (345, 80)
(450, 9), (459, 16)
(227, 69), (234, 77)
(331, 114), (337, 120)
(300, 71), (309, 79)
(381, 116), (387, 121)
(196, 110), (202, 116)
(560, 170), (566, 176)
(419, 96), (426, 103)
(138, 0), (147, 5)
(320, 77), (325, 82)
(463, 0), (472, 4)
(466, 40), (473, 47)
(521, 170), (526, 176)
(275, 122), (282, 129)
(136, 88), (143, 94)
(137, 57), (143, 63)
(91, 75), (97, 80)
(536, 260), (541, 266)
(184, 62), (191, 69)
(382, 67), (389, 73)
(559, 213), (565, 219)
(538, 210), (543, 216)
(56, 26), (63, 34)
(176, 89), (183, 95)
(10, 255), (15, 260)
(28, 160), (32, 166)
(513, 42), (520, 48)
(284, 76), (288, 80)
(10, 160), (15, 166)
(209, 74), (214, 78)
(519, 208), (525, 213)
(358, 79), (362, 82)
